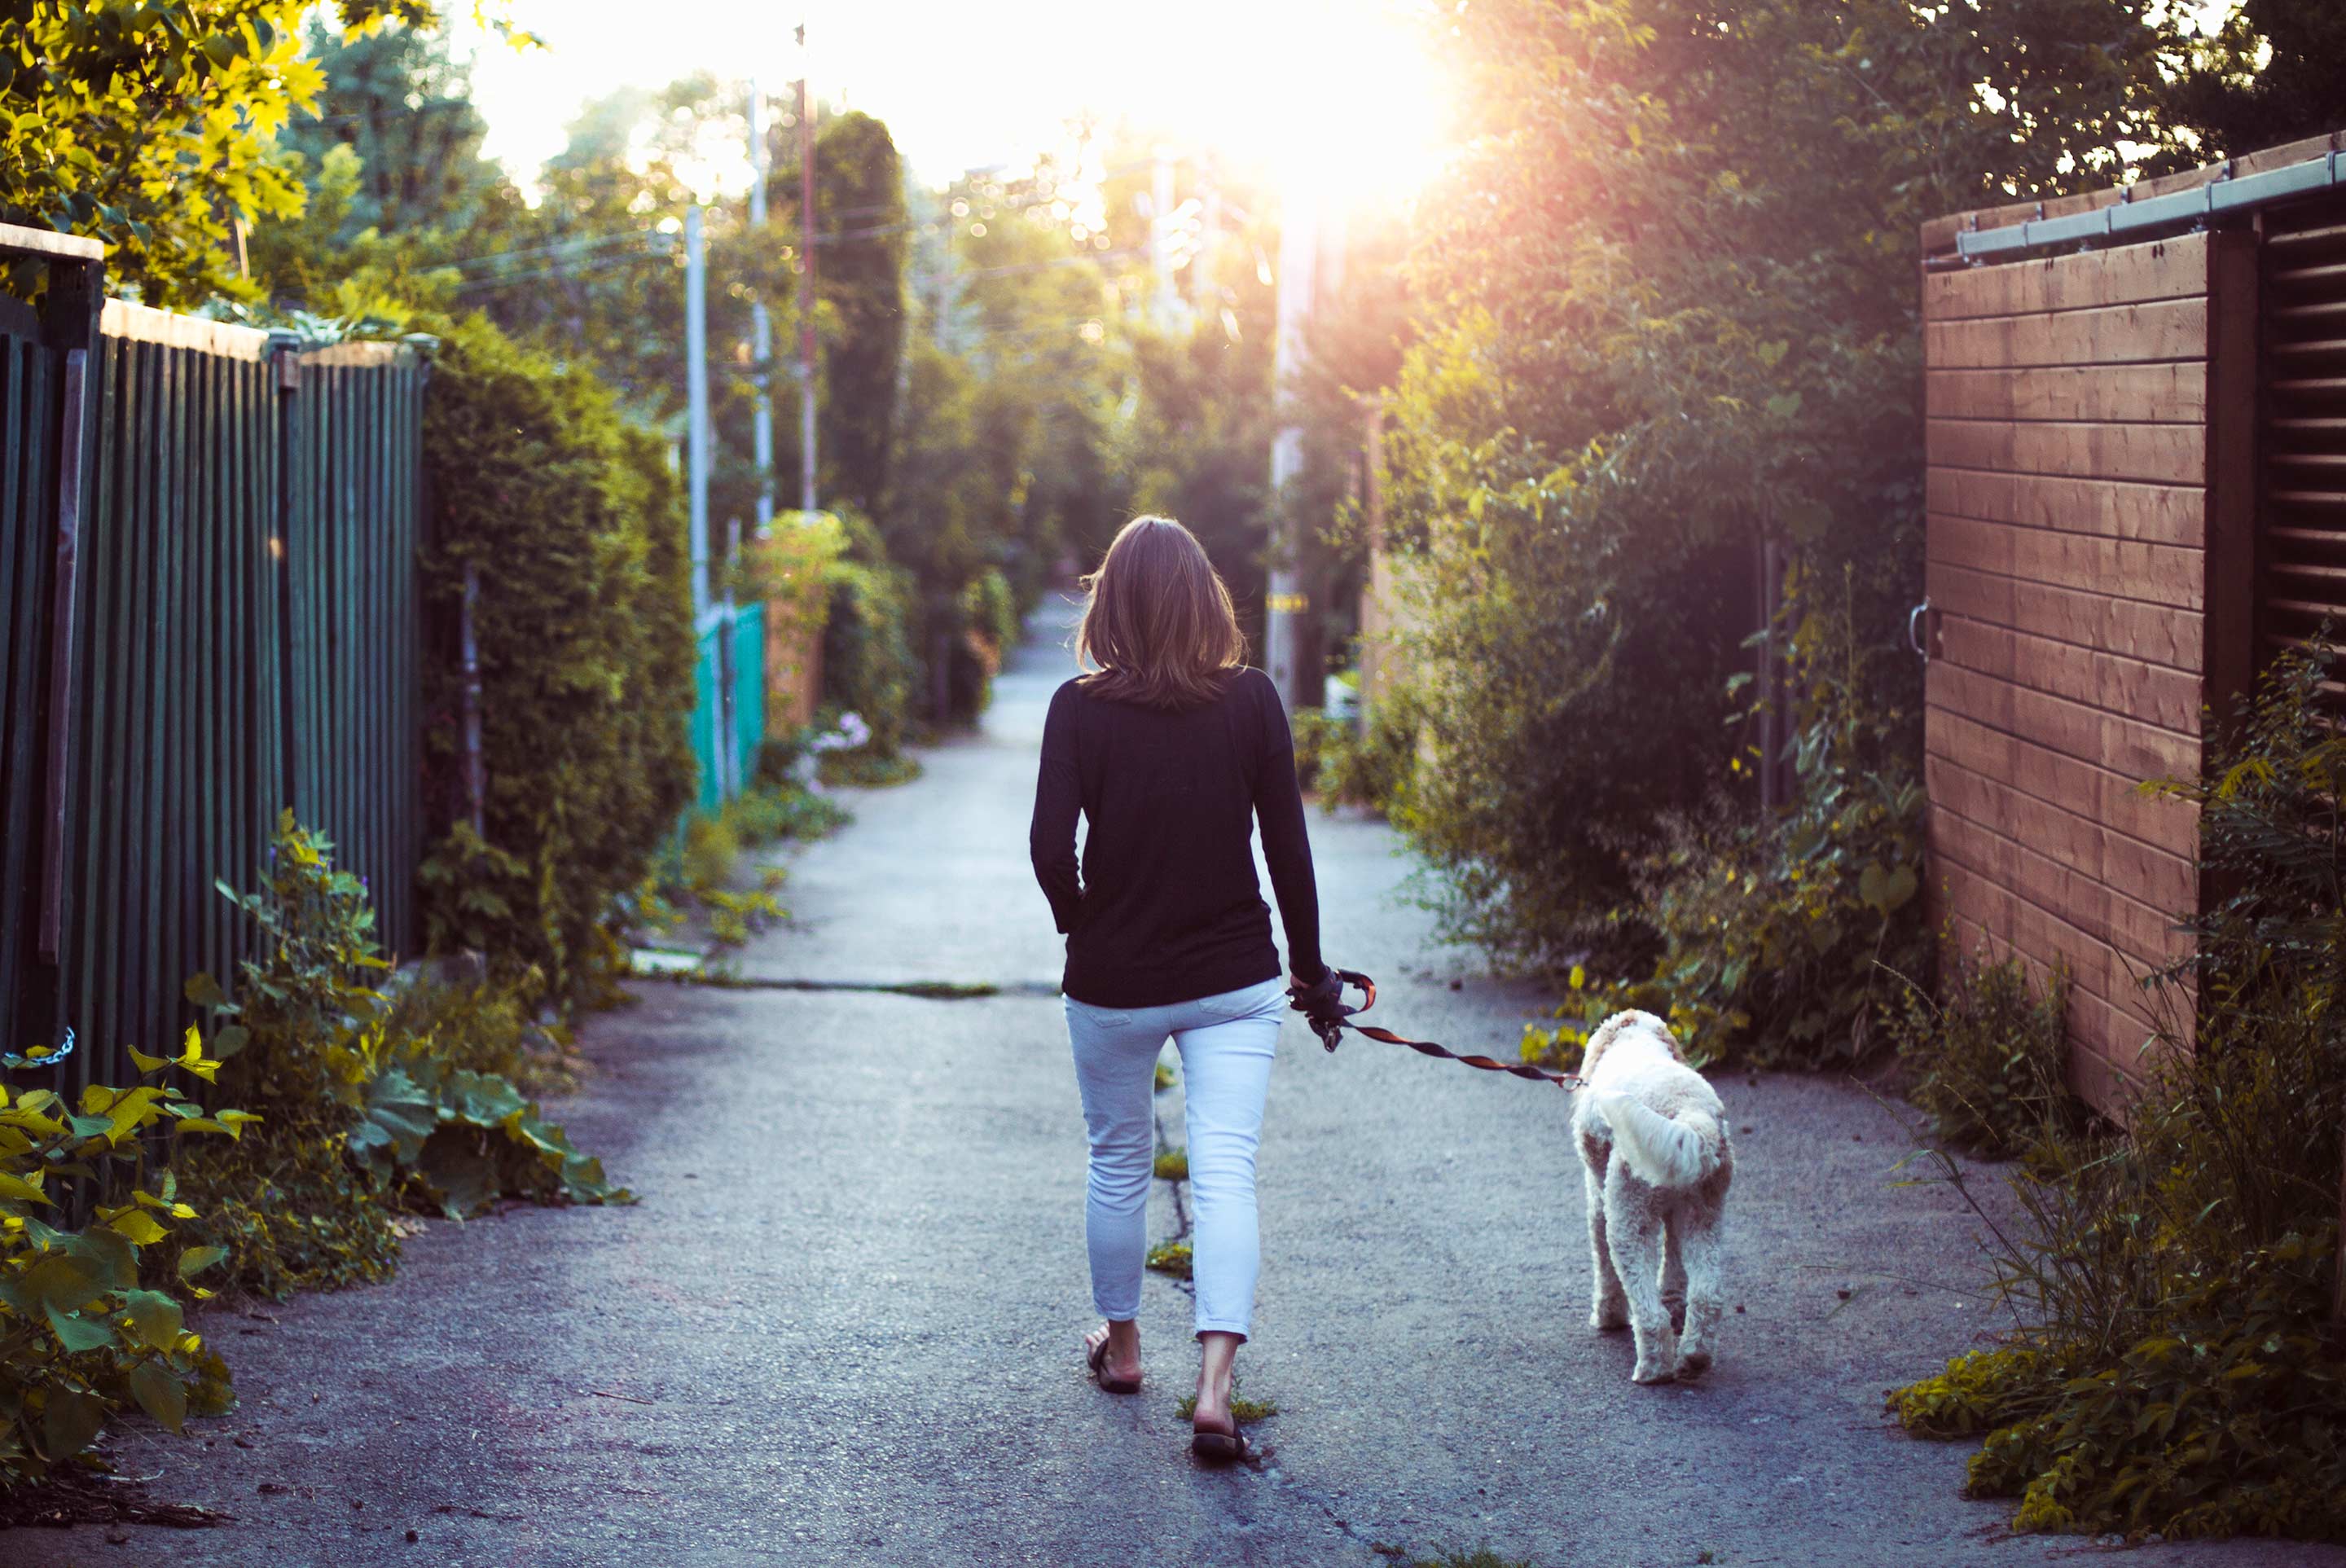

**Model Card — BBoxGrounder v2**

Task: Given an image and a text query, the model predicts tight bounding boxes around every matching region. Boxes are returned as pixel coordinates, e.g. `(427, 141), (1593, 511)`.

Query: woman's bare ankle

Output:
(1089, 1319), (1142, 1380)
(1193, 1330), (1241, 1425)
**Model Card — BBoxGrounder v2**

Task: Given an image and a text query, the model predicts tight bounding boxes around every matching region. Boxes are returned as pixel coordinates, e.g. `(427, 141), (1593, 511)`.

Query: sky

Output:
(461, 0), (1453, 198)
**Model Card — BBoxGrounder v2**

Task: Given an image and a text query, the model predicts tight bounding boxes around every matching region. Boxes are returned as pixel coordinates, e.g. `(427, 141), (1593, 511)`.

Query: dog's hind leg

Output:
(1662, 1219), (1688, 1332)
(1584, 1157), (1626, 1330)
(1672, 1213), (1726, 1381)
(1603, 1165), (1676, 1383)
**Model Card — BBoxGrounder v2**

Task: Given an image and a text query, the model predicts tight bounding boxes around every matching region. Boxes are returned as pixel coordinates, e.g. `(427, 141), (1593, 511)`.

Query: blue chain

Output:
(2, 1026), (75, 1072)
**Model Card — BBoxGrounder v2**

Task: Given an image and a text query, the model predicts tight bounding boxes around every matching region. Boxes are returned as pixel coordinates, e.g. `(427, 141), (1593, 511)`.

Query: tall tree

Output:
(277, 16), (512, 240)
(0, 2), (515, 307)
(2153, 0), (2346, 165)
(803, 111), (908, 516)
(1378, 0), (2189, 966)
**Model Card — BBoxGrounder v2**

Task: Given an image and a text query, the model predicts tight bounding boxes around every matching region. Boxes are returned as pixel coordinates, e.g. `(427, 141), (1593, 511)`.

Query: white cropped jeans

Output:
(1064, 976), (1286, 1340)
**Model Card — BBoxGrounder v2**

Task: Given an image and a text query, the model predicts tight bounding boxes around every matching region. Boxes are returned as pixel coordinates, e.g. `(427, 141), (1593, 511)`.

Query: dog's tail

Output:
(1596, 1092), (1724, 1188)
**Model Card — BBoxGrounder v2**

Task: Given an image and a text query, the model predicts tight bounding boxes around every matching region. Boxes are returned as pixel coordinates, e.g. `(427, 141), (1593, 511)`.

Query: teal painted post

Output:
(691, 621), (723, 815)
(734, 603), (767, 785)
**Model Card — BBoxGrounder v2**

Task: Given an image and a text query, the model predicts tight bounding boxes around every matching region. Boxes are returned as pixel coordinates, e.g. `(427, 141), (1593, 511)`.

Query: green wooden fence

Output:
(1, 229), (425, 1097)
(688, 602), (767, 815)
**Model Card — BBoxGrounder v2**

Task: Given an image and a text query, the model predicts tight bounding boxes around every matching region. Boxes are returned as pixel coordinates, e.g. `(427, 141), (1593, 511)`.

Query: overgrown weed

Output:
(1884, 946), (2078, 1160)
(1890, 648), (2346, 1540)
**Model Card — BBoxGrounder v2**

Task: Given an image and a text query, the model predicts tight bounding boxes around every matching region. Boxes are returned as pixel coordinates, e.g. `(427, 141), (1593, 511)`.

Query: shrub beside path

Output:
(13, 605), (2342, 1567)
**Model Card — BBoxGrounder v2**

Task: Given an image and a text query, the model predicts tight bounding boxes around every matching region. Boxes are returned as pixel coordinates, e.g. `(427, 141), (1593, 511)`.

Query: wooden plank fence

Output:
(1920, 131), (2346, 1114)
(0, 226), (425, 1096)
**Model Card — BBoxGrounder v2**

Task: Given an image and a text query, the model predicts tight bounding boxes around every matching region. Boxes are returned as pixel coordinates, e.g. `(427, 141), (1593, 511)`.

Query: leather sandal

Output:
(1086, 1332), (1140, 1395)
(1190, 1414), (1249, 1465)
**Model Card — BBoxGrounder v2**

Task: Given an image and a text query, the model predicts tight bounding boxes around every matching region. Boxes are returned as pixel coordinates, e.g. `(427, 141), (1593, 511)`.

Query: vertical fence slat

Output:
(7, 312), (428, 1087)
(0, 336), (32, 1040)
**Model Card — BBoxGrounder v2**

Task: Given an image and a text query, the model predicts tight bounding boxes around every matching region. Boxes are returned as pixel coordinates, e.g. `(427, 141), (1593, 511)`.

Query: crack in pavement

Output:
(648, 975), (1065, 999)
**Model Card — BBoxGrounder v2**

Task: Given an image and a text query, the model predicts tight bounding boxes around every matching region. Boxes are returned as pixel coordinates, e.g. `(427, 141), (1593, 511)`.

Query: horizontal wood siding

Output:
(1920, 235), (2211, 1111)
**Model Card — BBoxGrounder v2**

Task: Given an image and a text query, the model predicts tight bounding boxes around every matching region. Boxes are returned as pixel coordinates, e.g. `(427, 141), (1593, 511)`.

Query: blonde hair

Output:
(1074, 516), (1247, 710)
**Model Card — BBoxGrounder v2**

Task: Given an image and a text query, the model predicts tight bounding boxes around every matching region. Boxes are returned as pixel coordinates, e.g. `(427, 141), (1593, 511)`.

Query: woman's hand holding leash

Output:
(1286, 968), (1353, 1051)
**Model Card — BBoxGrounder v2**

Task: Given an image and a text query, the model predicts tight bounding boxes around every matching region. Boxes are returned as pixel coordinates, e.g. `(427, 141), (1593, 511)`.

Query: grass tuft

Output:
(1175, 1389), (1279, 1423)
(1153, 1147), (1188, 1182)
(1144, 1240), (1192, 1279)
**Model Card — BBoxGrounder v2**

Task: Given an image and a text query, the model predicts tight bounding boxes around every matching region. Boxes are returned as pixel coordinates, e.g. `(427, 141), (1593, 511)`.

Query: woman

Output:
(1030, 516), (1342, 1464)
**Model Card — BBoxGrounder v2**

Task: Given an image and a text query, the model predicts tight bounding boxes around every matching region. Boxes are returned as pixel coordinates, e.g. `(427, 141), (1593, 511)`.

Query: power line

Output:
(450, 246), (671, 295)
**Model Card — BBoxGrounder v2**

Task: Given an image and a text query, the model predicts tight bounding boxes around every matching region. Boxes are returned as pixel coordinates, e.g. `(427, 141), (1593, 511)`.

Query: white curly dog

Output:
(1574, 1010), (1733, 1383)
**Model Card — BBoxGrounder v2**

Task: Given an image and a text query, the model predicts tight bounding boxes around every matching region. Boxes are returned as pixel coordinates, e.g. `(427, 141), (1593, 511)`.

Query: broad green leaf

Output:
(42, 1388), (106, 1462)
(123, 1288), (184, 1350)
(62, 1224), (138, 1290)
(0, 1171), (52, 1206)
(45, 1301), (116, 1353)
(130, 1359), (189, 1434)
(177, 1245), (229, 1280)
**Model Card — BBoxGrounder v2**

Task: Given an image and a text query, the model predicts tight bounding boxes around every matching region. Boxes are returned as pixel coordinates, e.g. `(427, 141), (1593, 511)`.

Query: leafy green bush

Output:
(1886, 947), (2076, 1159)
(2, 1043), (245, 1488)
(1562, 569), (1927, 1069)
(641, 762), (846, 951)
(1292, 690), (1422, 819)
(819, 510), (922, 758)
(963, 565), (1024, 655)
(944, 564), (1024, 721)
(1891, 648), (2346, 1540)
(173, 816), (626, 1299)
(727, 774), (850, 848)
(415, 312), (696, 1011)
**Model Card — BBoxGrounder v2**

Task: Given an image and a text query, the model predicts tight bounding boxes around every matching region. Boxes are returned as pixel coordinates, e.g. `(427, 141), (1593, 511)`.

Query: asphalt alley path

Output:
(15, 603), (2343, 1568)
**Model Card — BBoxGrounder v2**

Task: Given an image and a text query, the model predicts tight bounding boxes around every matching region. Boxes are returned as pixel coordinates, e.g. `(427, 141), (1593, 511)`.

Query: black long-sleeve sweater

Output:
(1029, 667), (1325, 1008)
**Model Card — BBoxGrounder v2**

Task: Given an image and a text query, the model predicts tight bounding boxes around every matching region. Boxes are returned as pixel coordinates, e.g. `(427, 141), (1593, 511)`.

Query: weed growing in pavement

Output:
(1153, 1148), (1188, 1182)
(1370, 1548), (1534, 1568)
(169, 815), (626, 1301)
(818, 749), (924, 788)
(0, 1041), (244, 1487)
(1153, 1056), (1175, 1092)
(1175, 1382), (1278, 1423)
(1145, 1241), (1193, 1280)
(1889, 647), (2346, 1540)
(1883, 945), (2076, 1160)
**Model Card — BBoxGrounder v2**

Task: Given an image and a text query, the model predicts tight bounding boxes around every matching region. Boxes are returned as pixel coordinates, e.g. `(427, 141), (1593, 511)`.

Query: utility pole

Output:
(796, 24), (818, 516)
(1263, 179), (1317, 709)
(748, 79), (776, 537)
(685, 203), (712, 617)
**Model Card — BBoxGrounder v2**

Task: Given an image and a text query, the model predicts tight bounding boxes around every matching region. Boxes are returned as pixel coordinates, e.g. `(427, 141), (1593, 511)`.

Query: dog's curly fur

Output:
(1574, 1010), (1733, 1384)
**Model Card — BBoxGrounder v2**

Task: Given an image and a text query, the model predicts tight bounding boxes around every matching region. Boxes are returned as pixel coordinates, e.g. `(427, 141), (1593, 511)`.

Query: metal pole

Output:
(720, 512), (740, 800)
(1263, 178), (1317, 709)
(749, 80), (776, 536)
(686, 204), (711, 617)
(796, 25), (818, 516)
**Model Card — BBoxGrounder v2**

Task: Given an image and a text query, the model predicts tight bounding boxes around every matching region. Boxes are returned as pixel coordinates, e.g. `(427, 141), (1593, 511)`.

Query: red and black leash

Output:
(1303, 969), (1584, 1091)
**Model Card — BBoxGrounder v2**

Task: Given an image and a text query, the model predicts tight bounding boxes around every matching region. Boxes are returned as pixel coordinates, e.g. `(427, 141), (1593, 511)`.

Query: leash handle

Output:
(1310, 968), (1377, 1052)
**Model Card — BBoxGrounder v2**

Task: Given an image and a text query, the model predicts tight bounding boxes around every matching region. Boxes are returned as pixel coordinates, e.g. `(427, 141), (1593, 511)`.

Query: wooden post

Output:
(2203, 225), (2261, 747)
(2335, 1140), (2346, 1335)
(460, 562), (485, 836)
(37, 245), (103, 964)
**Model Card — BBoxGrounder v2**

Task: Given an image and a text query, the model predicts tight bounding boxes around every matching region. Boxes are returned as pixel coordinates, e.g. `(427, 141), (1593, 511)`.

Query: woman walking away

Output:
(1030, 515), (1341, 1465)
